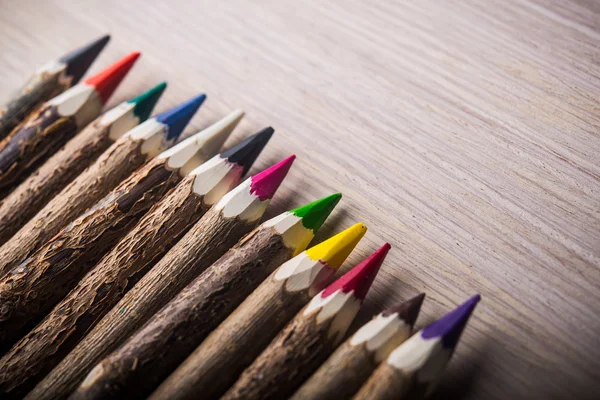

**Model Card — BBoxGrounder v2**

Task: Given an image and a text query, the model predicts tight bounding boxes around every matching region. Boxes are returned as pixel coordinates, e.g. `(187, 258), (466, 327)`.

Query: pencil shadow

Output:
(262, 189), (298, 221)
(310, 208), (350, 246)
(428, 338), (491, 400)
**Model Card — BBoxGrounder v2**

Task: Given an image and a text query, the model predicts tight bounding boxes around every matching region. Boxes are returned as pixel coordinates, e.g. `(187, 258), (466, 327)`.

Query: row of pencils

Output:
(0, 36), (481, 399)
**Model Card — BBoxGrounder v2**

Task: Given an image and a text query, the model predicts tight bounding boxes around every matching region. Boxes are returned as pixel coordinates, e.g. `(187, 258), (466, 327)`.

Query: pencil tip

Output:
(422, 294), (480, 349)
(156, 94), (206, 141)
(59, 35), (110, 84)
(221, 127), (274, 176)
(128, 82), (167, 122)
(383, 293), (426, 327)
(84, 51), (141, 104)
(322, 243), (390, 300)
(250, 155), (295, 200)
(291, 193), (343, 234)
(305, 222), (366, 269)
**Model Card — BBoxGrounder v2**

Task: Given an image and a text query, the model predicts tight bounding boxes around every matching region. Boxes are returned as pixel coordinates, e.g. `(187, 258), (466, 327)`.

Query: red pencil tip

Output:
(250, 155), (295, 201)
(84, 52), (141, 104)
(322, 243), (390, 300)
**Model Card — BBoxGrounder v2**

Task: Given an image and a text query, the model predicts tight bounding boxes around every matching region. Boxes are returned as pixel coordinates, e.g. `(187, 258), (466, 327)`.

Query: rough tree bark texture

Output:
(222, 311), (337, 400)
(353, 363), (411, 400)
(0, 73), (64, 140)
(151, 272), (310, 400)
(0, 136), (147, 277)
(0, 176), (205, 398)
(291, 341), (377, 400)
(26, 206), (258, 400)
(0, 104), (77, 197)
(0, 119), (112, 246)
(0, 157), (179, 354)
(73, 228), (293, 400)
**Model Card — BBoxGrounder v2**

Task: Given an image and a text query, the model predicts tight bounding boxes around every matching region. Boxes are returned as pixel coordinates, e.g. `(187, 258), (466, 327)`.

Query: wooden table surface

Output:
(1, 1), (599, 399)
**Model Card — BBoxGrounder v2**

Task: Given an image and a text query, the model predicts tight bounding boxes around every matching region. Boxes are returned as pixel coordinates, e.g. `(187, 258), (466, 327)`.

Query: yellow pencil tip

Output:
(305, 223), (367, 269)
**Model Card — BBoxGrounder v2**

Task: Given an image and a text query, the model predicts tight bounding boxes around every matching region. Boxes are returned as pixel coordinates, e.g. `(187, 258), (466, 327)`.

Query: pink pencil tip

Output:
(250, 155), (295, 201)
(321, 243), (390, 300)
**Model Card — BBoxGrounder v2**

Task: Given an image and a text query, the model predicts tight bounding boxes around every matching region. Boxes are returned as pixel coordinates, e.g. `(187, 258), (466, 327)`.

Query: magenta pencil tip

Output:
(321, 243), (390, 300)
(250, 155), (295, 201)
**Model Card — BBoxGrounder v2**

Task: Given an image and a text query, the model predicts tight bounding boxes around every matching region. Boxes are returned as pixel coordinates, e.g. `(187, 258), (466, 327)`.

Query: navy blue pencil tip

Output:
(59, 35), (111, 84)
(156, 94), (206, 141)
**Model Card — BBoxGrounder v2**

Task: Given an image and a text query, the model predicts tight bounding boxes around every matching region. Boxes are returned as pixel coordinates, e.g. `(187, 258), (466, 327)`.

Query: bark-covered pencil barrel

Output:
(0, 35), (109, 139)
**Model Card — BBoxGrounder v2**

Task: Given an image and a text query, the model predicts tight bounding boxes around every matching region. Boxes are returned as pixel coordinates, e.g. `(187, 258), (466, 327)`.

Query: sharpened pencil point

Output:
(128, 82), (167, 122)
(84, 52), (141, 104)
(221, 127), (274, 176)
(383, 293), (426, 327)
(156, 94), (206, 141)
(422, 294), (480, 349)
(59, 35), (110, 85)
(250, 155), (295, 200)
(291, 193), (342, 233)
(322, 243), (390, 300)
(305, 222), (366, 269)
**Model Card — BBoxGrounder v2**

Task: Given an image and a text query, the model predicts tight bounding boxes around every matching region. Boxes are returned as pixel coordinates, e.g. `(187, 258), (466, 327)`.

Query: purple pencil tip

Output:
(421, 294), (480, 349)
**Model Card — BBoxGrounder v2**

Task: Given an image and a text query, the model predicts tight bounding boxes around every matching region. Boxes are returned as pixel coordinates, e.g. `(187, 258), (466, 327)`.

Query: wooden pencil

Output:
(0, 35), (109, 140)
(291, 294), (425, 400)
(0, 95), (204, 277)
(0, 52), (140, 197)
(71, 157), (321, 400)
(0, 82), (167, 246)
(150, 222), (365, 400)
(0, 118), (268, 398)
(353, 295), (481, 400)
(28, 156), (295, 400)
(222, 243), (389, 400)
(0, 107), (231, 354)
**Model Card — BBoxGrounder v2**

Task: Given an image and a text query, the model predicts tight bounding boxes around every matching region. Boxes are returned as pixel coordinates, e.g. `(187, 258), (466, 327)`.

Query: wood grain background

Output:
(1, 1), (599, 399)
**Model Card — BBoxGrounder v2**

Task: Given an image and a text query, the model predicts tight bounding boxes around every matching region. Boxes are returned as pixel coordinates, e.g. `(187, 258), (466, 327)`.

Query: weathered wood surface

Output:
(1, 1), (599, 399)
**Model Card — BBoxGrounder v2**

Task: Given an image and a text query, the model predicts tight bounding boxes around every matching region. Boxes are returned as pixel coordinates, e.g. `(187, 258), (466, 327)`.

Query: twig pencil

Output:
(28, 156), (294, 400)
(0, 35), (109, 139)
(0, 117), (267, 398)
(0, 108), (232, 353)
(0, 82), (166, 246)
(0, 52), (140, 197)
(353, 295), (481, 400)
(150, 222), (365, 400)
(71, 158), (323, 400)
(222, 244), (389, 400)
(291, 294), (425, 400)
(0, 95), (204, 277)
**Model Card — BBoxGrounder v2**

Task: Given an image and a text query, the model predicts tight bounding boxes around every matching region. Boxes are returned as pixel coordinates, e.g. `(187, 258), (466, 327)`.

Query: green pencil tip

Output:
(291, 193), (342, 233)
(128, 82), (167, 122)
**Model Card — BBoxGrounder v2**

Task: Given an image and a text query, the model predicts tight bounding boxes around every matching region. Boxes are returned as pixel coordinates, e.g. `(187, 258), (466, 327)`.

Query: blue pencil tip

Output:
(421, 294), (480, 349)
(156, 94), (206, 141)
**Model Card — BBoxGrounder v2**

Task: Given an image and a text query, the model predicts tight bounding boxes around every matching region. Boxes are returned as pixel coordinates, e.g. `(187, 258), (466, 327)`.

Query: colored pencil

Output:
(291, 294), (425, 400)
(0, 121), (269, 397)
(0, 95), (204, 277)
(30, 156), (294, 400)
(71, 158), (324, 400)
(221, 244), (388, 400)
(0, 107), (231, 353)
(151, 222), (366, 400)
(0, 35), (109, 139)
(353, 295), (481, 400)
(0, 52), (139, 197)
(0, 82), (166, 246)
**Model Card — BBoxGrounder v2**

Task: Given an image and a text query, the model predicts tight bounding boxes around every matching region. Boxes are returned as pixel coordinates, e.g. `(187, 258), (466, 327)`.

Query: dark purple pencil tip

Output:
(421, 294), (480, 349)
(383, 293), (426, 327)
